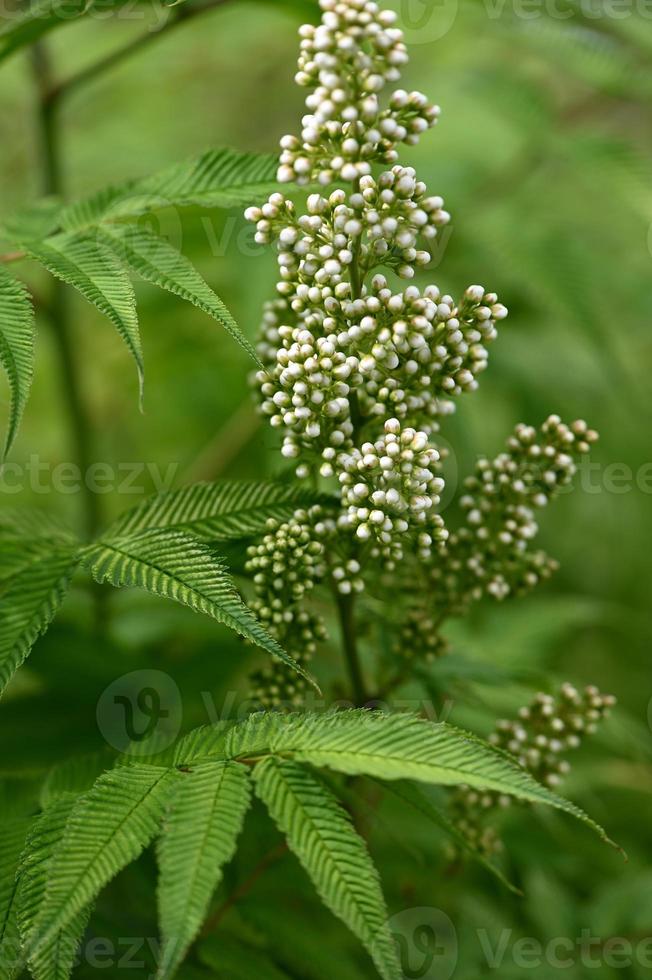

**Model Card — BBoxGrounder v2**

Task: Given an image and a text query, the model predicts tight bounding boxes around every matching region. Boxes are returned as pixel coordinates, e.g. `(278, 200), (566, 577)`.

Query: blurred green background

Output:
(1, 0), (651, 976)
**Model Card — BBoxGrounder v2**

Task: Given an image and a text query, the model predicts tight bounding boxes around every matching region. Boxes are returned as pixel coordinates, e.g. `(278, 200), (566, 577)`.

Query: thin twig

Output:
(30, 42), (103, 557)
(199, 842), (288, 938)
(47, 0), (231, 105)
(181, 399), (262, 484)
(0, 250), (26, 264)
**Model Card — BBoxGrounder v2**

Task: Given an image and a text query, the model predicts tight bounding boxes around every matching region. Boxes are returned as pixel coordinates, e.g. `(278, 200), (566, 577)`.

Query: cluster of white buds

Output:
(337, 418), (447, 567)
(431, 416), (598, 610)
(393, 606), (448, 664)
(353, 278), (505, 430)
(331, 557), (365, 595)
(249, 610), (327, 710)
(246, 171), (450, 298)
(450, 684), (615, 855)
(278, 0), (439, 186)
(348, 169), (449, 278)
(245, 508), (331, 603)
(246, 508), (334, 706)
(254, 298), (293, 374)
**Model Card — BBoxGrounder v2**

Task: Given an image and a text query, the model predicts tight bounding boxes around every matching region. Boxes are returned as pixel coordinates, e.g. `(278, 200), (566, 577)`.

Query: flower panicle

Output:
(451, 683), (615, 856)
(243, 0), (600, 710)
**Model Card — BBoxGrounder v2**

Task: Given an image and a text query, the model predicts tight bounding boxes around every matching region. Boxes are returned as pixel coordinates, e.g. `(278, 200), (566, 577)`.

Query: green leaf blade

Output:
(0, 816), (33, 980)
(130, 147), (280, 211)
(98, 225), (258, 363)
(105, 480), (325, 541)
(82, 529), (313, 683)
(224, 712), (610, 843)
(17, 797), (91, 980)
(29, 765), (178, 955)
(253, 758), (400, 980)
(0, 545), (80, 696)
(0, 268), (35, 460)
(157, 762), (252, 979)
(58, 148), (280, 229)
(26, 232), (143, 406)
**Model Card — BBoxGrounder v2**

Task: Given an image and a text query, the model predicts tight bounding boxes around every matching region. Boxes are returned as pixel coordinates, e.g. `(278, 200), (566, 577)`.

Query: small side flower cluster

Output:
(430, 416), (598, 611)
(451, 684), (615, 856)
(278, 0), (439, 186)
(393, 606), (448, 664)
(245, 508), (332, 708)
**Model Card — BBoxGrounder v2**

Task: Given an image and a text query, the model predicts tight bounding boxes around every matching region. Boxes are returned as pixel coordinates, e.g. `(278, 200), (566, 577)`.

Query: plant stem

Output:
(334, 587), (366, 706)
(331, 222), (367, 706)
(31, 43), (101, 543)
(46, 0), (231, 106)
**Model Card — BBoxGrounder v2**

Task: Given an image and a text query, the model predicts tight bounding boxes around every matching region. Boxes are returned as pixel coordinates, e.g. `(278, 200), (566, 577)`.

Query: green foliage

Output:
(28, 766), (178, 956)
(17, 797), (91, 980)
(0, 545), (80, 696)
(95, 224), (257, 364)
(0, 146), (280, 454)
(83, 528), (308, 676)
(27, 233), (144, 404)
(0, 0), (644, 977)
(0, 817), (32, 980)
(221, 711), (608, 837)
(0, 268), (35, 460)
(156, 762), (251, 978)
(253, 758), (400, 980)
(0, 478), (331, 692)
(4, 710), (611, 979)
(105, 480), (326, 540)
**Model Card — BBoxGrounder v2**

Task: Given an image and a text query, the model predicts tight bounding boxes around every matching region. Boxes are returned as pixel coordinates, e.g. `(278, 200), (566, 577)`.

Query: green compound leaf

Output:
(28, 766), (179, 957)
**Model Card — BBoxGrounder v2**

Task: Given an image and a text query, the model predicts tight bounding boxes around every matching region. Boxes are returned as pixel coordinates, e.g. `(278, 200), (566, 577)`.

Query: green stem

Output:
(334, 587), (366, 706)
(330, 221), (368, 706)
(31, 43), (102, 548)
